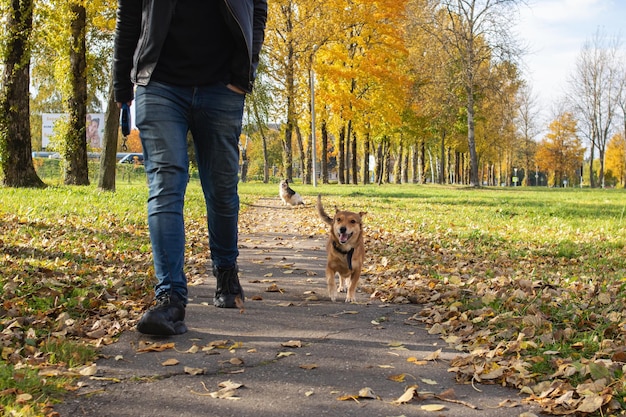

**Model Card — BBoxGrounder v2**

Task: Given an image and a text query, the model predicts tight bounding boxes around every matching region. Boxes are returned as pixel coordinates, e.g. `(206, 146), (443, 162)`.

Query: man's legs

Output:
(134, 81), (192, 334)
(190, 84), (245, 308)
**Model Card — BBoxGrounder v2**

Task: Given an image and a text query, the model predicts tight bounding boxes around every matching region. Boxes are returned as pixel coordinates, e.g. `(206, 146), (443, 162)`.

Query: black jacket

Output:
(113, 0), (267, 103)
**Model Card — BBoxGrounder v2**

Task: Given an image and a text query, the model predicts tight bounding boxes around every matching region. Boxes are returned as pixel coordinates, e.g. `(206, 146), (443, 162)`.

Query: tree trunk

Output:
(345, 120), (352, 184)
(393, 144), (402, 184)
(439, 130), (446, 184)
(402, 149), (409, 184)
(376, 142), (383, 185)
(411, 145), (418, 184)
(65, 3), (89, 185)
(0, 0), (45, 188)
(321, 120), (328, 184)
(466, 90), (479, 186)
(362, 132), (370, 185)
(338, 125), (345, 184)
(295, 124), (304, 181)
(98, 74), (120, 191)
(420, 141), (426, 184)
(351, 129), (357, 184)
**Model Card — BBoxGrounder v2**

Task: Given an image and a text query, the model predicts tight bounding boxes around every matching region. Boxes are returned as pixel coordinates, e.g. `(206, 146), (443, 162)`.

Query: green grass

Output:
(3, 179), (626, 415)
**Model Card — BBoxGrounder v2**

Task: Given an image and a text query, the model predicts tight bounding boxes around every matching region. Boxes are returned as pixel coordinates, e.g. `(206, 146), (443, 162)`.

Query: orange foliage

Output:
(121, 128), (142, 153)
(535, 112), (584, 187)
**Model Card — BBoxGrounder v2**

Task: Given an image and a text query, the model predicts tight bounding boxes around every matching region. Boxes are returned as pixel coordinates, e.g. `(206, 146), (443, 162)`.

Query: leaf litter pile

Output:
(3, 186), (626, 416)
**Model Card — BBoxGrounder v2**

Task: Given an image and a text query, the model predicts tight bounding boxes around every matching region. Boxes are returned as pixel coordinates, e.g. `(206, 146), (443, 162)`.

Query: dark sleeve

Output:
(113, 0), (142, 103)
(250, 0), (268, 82)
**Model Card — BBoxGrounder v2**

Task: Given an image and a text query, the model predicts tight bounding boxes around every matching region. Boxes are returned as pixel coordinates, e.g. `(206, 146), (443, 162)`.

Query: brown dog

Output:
(317, 195), (366, 303)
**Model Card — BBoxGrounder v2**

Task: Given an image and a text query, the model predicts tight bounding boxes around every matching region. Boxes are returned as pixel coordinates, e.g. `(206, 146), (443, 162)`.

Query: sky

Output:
(516, 0), (625, 119)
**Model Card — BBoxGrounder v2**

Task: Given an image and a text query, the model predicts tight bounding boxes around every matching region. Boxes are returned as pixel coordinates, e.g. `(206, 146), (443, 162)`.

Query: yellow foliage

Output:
(605, 133), (626, 186)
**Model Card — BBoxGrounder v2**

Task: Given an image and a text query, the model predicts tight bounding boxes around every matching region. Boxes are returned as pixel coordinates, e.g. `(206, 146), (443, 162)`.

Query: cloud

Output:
(523, 0), (611, 24)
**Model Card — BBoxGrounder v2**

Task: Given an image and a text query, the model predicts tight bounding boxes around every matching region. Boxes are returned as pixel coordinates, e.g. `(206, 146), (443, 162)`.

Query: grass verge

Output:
(2, 180), (626, 415)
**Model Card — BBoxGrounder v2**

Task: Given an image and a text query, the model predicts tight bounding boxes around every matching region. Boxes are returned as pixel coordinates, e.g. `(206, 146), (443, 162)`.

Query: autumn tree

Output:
(63, 1), (89, 185)
(605, 132), (626, 187)
(515, 84), (541, 185)
(315, 0), (409, 185)
(535, 112), (584, 187)
(568, 30), (622, 188)
(420, 0), (525, 186)
(31, 0), (116, 186)
(264, 0), (322, 181)
(0, 0), (45, 187)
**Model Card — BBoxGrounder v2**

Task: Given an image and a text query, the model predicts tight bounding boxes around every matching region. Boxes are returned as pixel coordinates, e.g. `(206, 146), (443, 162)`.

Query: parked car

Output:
(118, 153), (144, 164)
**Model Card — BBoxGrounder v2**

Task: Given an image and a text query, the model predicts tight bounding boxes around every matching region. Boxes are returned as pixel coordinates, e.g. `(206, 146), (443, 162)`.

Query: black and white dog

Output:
(279, 179), (305, 206)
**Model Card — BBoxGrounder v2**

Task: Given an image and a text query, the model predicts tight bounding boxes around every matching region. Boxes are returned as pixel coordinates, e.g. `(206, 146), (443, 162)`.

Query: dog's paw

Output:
(329, 291), (337, 302)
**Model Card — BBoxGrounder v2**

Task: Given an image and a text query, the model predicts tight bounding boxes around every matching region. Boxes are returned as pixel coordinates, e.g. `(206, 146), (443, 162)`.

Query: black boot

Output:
(137, 293), (187, 335)
(213, 265), (244, 308)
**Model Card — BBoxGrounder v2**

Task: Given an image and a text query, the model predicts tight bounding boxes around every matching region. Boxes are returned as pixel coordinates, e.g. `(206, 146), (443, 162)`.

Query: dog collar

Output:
(332, 241), (355, 270)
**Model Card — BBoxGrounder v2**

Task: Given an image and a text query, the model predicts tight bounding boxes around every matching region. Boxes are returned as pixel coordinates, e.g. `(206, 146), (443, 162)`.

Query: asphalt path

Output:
(55, 198), (541, 417)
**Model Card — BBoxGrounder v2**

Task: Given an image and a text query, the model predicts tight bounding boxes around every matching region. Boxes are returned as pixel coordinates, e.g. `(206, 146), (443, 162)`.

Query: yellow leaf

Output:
(337, 395), (359, 402)
(277, 351), (295, 358)
(407, 357), (427, 366)
(137, 342), (175, 352)
(388, 373), (407, 382)
(420, 404), (446, 412)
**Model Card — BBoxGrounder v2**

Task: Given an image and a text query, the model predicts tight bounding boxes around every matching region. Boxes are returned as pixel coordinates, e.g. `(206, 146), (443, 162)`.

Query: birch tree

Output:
(421, 0), (524, 186)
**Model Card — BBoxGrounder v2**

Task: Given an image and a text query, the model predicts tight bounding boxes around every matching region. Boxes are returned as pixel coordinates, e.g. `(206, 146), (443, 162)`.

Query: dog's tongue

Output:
(339, 233), (349, 243)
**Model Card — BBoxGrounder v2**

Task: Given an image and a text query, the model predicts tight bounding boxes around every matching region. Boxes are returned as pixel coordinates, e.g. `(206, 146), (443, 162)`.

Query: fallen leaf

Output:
(16, 393), (33, 404)
(299, 363), (318, 370)
(358, 387), (378, 399)
(337, 394), (359, 402)
(388, 373), (407, 382)
(78, 364), (97, 376)
(420, 404), (446, 412)
(392, 385), (418, 404)
(281, 340), (302, 348)
(137, 342), (175, 353)
(420, 378), (438, 385)
(161, 358), (179, 366)
(423, 349), (442, 361)
(184, 366), (205, 375)
(407, 357), (428, 366)
(576, 394), (605, 413)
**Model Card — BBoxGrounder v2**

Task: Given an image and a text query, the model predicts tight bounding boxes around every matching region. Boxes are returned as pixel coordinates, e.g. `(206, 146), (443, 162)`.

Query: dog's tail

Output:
(317, 194), (333, 225)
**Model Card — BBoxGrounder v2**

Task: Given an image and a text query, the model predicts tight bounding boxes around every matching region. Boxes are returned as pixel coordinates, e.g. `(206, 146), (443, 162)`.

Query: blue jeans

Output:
(135, 81), (245, 303)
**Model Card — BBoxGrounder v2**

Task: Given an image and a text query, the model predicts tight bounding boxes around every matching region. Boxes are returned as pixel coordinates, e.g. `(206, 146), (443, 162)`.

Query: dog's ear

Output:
(359, 211), (367, 218)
